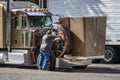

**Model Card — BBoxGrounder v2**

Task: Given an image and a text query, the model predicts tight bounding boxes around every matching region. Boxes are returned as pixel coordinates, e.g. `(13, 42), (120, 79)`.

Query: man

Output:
(38, 29), (56, 70)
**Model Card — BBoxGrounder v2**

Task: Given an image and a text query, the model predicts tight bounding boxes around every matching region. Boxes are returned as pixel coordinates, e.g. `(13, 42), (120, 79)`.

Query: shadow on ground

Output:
(55, 66), (120, 74)
(0, 64), (38, 69)
(0, 64), (120, 74)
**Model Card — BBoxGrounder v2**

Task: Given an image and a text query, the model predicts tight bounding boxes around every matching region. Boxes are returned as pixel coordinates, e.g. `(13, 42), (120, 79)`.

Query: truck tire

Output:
(37, 54), (40, 69)
(48, 52), (56, 71)
(103, 46), (120, 64)
(37, 52), (56, 71)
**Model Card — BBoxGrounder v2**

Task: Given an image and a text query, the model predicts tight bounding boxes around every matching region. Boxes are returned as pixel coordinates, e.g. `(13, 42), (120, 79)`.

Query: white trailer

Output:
(49, 0), (120, 63)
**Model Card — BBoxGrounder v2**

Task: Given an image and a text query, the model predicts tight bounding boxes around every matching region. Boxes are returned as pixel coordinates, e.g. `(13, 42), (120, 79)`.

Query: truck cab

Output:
(0, 1), (53, 65)
(0, 1), (106, 71)
(11, 8), (53, 48)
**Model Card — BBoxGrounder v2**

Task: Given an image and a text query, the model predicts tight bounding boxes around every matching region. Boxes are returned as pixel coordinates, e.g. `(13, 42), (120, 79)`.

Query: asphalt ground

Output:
(0, 64), (120, 80)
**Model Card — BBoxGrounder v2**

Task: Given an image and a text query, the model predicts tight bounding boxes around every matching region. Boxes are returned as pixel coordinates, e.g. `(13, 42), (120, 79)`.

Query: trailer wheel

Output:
(103, 46), (119, 64)
(72, 65), (87, 69)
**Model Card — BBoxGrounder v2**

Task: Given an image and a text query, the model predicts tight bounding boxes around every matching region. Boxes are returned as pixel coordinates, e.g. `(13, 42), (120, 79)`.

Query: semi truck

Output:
(0, 1), (106, 70)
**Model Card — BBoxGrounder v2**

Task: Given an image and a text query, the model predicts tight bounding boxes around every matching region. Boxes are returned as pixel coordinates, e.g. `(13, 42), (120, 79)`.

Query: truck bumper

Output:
(56, 58), (92, 68)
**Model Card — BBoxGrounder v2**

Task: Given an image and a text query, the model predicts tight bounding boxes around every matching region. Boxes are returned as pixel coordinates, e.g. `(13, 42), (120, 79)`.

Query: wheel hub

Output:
(104, 50), (113, 61)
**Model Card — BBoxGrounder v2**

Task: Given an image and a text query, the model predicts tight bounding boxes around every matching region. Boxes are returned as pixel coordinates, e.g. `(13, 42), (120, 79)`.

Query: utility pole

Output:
(6, 0), (12, 52)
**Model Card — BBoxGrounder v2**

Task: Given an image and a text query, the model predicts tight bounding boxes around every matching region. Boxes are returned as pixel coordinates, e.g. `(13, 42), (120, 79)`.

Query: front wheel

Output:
(37, 54), (40, 69)
(37, 52), (56, 71)
(48, 52), (56, 71)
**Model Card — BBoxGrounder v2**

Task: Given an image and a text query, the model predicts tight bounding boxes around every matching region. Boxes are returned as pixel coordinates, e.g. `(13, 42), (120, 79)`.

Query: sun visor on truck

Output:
(26, 12), (52, 16)
(27, 12), (46, 16)
(43, 12), (53, 16)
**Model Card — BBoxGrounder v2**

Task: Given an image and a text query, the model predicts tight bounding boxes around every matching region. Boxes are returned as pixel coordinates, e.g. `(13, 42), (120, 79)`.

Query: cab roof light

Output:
(25, 8), (27, 11)
(32, 8), (36, 12)
(27, 8), (32, 11)
(40, 8), (48, 12)
(24, 8), (48, 12)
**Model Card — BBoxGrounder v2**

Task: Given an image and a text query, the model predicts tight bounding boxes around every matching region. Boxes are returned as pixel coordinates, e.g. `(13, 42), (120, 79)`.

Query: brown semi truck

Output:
(0, 1), (106, 70)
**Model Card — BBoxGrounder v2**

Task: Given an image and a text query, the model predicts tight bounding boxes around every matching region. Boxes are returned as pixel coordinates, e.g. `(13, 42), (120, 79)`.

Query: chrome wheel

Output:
(104, 49), (113, 62)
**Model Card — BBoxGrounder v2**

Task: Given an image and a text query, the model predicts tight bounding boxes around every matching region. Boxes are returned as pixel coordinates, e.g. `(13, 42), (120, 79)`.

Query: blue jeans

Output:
(38, 50), (50, 70)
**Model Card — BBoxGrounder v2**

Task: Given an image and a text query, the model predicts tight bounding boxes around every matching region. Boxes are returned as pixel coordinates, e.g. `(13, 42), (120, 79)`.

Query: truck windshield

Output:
(28, 16), (52, 28)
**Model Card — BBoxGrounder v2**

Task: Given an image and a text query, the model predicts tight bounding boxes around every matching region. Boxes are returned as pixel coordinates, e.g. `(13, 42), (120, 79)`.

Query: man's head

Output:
(46, 29), (52, 34)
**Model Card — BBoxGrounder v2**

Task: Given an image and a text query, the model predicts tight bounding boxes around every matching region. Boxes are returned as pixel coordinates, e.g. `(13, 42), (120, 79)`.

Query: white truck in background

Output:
(49, 0), (120, 63)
